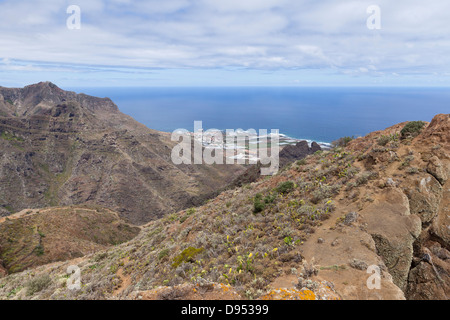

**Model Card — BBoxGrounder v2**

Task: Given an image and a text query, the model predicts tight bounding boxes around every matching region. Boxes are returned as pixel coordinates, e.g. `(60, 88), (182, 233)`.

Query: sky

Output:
(0, 0), (450, 87)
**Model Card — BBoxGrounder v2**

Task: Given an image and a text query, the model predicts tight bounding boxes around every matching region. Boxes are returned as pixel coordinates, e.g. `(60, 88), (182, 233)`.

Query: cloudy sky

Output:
(0, 0), (449, 87)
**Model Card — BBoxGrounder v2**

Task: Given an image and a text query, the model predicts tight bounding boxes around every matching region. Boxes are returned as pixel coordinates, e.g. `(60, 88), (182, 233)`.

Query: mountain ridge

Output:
(0, 82), (245, 224)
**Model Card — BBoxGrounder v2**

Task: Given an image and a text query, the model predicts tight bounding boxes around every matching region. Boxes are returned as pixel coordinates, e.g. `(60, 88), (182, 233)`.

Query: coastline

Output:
(181, 129), (332, 163)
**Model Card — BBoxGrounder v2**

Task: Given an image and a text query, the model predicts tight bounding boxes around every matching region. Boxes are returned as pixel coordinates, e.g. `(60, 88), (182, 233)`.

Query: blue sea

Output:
(70, 87), (450, 144)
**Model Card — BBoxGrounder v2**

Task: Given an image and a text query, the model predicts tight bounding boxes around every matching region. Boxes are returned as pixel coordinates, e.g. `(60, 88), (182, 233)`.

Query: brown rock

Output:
(431, 179), (450, 246)
(427, 156), (448, 185)
(279, 140), (322, 168)
(406, 175), (443, 224)
(418, 113), (450, 145)
(406, 251), (450, 300)
(362, 189), (422, 291)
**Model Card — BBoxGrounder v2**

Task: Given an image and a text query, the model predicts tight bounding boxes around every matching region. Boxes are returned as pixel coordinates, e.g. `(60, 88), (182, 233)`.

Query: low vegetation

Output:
(1, 115), (446, 301)
(331, 136), (354, 148)
(400, 121), (426, 139)
(0, 207), (140, 274)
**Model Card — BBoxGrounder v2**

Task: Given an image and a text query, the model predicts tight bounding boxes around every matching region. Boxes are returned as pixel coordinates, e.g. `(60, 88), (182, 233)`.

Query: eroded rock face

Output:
(418, 114), (450, 145)
(300, 219), (406, 300)
(279, 141), (322, 168)
(406, 245), (450, 300)
(427, 156), (448, 186)
(362, 189), (422, 291)
(406, 175), (443, 225)
(431, 179), (450, 246)
(405, 114), (450, 299)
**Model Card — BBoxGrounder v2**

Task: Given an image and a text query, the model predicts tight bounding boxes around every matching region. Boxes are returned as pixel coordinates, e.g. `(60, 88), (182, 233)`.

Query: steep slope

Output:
(0, 206), (140, 275)
(0, 114), (448, 300)
(0, 82), (244, 224)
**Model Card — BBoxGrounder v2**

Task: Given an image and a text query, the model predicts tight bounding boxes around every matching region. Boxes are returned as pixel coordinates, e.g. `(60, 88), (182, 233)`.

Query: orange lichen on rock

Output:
(260, 288), (316, 300)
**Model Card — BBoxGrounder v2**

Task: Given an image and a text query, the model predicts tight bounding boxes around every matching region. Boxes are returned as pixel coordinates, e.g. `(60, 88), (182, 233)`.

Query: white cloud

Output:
(200, 0), (287, 13)
(0, 0), (449, 85)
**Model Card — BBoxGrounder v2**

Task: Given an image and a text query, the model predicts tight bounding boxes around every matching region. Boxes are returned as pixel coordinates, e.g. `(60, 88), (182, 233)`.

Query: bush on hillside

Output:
(400, 121), (426, 139)
(253, 193), (265, 213)
(332, 136), (354, 148)
(276, 181), (295, 194)
(26, 274), (52, 296)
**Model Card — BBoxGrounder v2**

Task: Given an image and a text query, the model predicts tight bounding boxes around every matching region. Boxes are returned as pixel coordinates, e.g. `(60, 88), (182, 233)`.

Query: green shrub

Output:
(253, 193), (265, 213)
(283, 236), (293, 246)
(180, 208), (195, 223)
(401, 121), (426, 139)
(310, 184), (340, 204)
(355, 171), (378, 186)
(0, 131), (24, 142)
(276, 181), (295, 194)
(377, 135), (390, 146)
(34, 245), (45, 256)
(332, 136), (354, 148)
(26, 274), (52, 296)
(172, 247), (204, 268)
(264, 193), (277, 204)
(158, 248), (170, 260)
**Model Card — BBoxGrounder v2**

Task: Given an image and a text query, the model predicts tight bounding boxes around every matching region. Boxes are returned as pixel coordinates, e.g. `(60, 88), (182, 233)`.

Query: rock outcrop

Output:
(405, 174), (443, 225)
(279, 141), (321, 168)
(362, 189), (422, 291)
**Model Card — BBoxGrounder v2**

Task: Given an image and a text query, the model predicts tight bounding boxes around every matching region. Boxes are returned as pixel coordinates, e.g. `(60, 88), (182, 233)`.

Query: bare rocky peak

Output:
(0, 81), (119, 119)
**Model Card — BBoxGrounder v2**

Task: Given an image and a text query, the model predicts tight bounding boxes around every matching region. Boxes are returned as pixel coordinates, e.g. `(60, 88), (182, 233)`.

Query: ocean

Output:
(70, 86), (450, 144)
